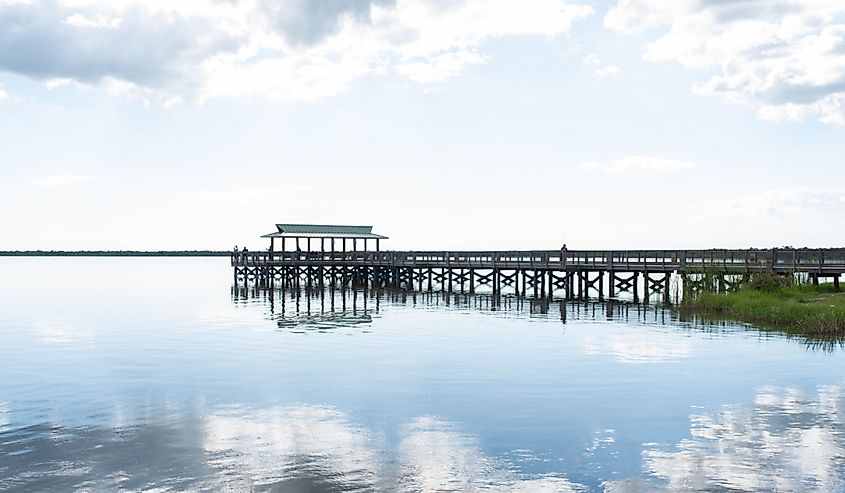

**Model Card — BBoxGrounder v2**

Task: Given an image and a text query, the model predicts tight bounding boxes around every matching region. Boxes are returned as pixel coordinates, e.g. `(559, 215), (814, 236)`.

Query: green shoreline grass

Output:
(683, 284), (845, 338)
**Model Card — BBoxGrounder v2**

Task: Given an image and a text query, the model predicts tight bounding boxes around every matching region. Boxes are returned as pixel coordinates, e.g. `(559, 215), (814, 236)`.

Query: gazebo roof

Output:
(261, 223), (388, 240)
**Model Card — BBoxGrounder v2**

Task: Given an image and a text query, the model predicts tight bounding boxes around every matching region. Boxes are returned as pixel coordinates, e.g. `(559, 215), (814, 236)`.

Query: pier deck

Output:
(233, 248), (845, 301)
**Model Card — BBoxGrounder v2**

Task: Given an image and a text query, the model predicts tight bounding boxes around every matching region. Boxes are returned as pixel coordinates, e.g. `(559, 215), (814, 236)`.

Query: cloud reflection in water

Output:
(2, 387), (844, 491)
(583, 331), (692, 364)
(606, 386), (845, 492)
(204, 406), (581, 492)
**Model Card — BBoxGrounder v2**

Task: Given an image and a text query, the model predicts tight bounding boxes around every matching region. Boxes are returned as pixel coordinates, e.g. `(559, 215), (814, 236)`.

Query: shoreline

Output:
(682, 284), (845, 338)
(0, 251), (229, 257)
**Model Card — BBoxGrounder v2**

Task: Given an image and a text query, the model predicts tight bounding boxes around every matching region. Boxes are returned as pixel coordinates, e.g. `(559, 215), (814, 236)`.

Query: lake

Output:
(1, 257), (843, 492)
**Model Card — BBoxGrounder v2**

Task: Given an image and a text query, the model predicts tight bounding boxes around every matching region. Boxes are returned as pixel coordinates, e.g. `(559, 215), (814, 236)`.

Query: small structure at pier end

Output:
(261, 223), (388, 253)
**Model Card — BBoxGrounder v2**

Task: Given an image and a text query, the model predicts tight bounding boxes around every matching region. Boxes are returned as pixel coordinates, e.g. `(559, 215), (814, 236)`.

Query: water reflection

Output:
(30, 318), (91, 345)
(206, 405), (383, 491)
(233, 286), (845, 351)
(606, 386), (845, 492)
(233, 285), (703, 330)
(582, 332), (693, 364)
(2, 258), (844, 492)
(0, 413), (210, 492)
(4, 387), (844, 492)
(1, 405), (582, 492)
(0, 402), (8, 431)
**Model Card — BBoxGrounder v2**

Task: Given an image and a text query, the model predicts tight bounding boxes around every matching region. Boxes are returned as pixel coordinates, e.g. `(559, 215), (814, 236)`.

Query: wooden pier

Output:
(232, 224), (844, 301)
(233, 248), (845, 302)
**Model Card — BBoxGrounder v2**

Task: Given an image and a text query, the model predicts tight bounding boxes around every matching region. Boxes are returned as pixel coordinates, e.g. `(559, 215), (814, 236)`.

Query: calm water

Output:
(1, 258), (844, 492)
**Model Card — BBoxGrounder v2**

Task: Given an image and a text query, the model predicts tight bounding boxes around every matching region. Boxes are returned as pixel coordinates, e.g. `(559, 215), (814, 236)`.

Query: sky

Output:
(0, 0), (844, 251)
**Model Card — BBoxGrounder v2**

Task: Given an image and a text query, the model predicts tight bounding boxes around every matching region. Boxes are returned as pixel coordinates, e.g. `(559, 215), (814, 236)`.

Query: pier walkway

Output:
(232, 248), (845, 301)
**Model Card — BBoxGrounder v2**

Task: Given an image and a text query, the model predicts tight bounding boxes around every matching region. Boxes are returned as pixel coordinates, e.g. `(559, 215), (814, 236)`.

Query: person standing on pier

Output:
(560, 244), (567, 269)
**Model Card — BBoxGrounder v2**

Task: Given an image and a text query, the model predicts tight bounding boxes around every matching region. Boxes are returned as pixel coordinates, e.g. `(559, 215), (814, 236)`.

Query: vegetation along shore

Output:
(683, 273), (845, 339)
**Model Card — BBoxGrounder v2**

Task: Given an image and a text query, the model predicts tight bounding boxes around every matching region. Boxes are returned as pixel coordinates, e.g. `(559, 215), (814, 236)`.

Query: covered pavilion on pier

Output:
(261, 224), (388, 254)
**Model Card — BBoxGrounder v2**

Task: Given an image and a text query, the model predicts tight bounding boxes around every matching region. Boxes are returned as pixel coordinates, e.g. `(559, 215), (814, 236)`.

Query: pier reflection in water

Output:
(232, 283), (838, 349)
(232, 283), (692, 330)
(2, 258), (844, 492)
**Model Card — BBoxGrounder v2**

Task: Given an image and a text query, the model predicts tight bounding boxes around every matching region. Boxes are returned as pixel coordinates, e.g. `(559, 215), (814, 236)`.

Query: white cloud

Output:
(30, 173), (94, 187)
(0, 0), (594, 103)
(395, 50), (487, 84)
(605, 0), (845, 124)
(63, 12), (120, 28)
(583, 53), (601, 65)
(578, 155), (695, 173)
(594, 64), (620, 77)
(0, 84), (7, 99)
(709, 187), (845, 218)
(583, 53), (620, 76)
(44, 78), (72, 89)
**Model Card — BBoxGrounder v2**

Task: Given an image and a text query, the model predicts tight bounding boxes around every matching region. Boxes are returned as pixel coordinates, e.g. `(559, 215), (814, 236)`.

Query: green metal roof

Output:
(276, 224), (373, 235)
(260, 223), (388, 239)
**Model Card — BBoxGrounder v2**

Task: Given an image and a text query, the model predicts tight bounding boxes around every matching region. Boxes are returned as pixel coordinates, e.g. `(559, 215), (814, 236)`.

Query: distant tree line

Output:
(0, 251), (230, 257)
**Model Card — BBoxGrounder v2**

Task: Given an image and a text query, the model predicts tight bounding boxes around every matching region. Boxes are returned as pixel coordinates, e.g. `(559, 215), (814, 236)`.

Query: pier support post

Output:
(598, 271), (604, 300)
(633, 272), (639, 302)
(608, 271), (615, 298)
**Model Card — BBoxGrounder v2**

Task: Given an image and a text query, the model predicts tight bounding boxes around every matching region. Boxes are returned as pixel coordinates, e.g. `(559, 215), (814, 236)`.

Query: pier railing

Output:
(232, 248), (845, 274)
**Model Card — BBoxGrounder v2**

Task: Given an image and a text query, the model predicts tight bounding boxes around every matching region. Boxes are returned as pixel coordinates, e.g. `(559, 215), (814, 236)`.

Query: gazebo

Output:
(261, 224), (388, 253)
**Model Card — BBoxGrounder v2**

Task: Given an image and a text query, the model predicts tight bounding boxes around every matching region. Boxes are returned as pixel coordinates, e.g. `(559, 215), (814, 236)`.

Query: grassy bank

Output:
(683, 283), (845, 337)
